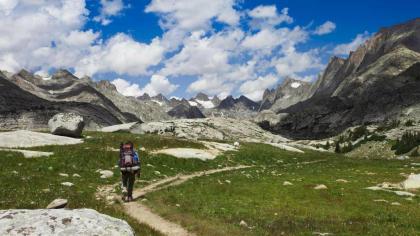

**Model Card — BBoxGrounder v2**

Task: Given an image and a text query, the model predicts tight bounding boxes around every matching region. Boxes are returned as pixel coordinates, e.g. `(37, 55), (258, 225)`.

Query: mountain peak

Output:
(195, 92), (209, 101)
(52, 69), (77, 80)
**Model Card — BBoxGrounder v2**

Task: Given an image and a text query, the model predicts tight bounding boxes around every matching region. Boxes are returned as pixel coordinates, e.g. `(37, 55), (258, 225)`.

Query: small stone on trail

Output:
(61, 182), (74, 187)
(46, 198), (68, 209)
(283, 181), (293, 186)
(175, 204), (180, 207)
(225, 180), (231, 184)
(42, 189), (50, 193)
(59, 173), (69, 177)
(391, 202), (401, 206)
(73, 174), (81, 178)
(154, 171), (161, 175)
(234, 141), (240, 147)
(314, 184), (328, 190)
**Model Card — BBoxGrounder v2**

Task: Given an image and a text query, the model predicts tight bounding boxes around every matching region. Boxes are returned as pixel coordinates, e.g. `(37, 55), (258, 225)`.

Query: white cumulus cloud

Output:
(239, 74), (279, 101)
(94, 0), (125, 25)
(314, 21), (336, 35)
(140, 74), (179, 96)
(75, 33), (165, 77)
(111, 75), (178, 97)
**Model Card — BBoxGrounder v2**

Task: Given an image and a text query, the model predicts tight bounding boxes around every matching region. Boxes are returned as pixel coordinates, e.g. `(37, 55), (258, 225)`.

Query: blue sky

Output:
(1, 0), (419, 100)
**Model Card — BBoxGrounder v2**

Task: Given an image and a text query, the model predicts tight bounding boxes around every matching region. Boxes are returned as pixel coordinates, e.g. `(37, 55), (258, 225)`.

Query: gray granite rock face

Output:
(48, 113), (85, 138)
(0, 209), (135, 236)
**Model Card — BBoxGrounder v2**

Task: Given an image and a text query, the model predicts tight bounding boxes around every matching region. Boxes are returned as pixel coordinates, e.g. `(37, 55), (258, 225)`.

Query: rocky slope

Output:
(202, 95), (259, 119)
(95, 81), (170, 121)
(0, 72), (124, 130)
(266, 18), (420, 139)
(167, 103), (206, 119)
(131, 117), (287, 143)
(259, 77), (313, 112)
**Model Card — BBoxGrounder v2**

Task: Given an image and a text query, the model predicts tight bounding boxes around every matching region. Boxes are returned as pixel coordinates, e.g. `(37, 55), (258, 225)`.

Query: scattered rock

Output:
(0, 148), (53, 158)
(283, 181), (293, 186)
(373, 199), (389, 203)
(153, 148), (216, 160)
(0, 130), (82, 148)
(314, 184), (328, 190)
(46, 199), (68, 209)
(72, 174), (81, 178)
(397, 155), (410, 160)
(234, 141), (240, 147)
(61, 182), (74, 187)
(154, 171), (161, 175)
(48, 113), (85, 138)
(59, 173), (69, 177)
(100, 122), (138, 133)
(402, 173), (420, 189)
(98, 170), (113, 179)
(225, 180), (231, 184)
(336, 179), (349, 183)
(394, 191), (415, 197)
(11, 170), (18, 174)
(0, 209), (134, 235)
(140, 147), (146, 151)
(239, 220), (248, 227)
(391, 202), (401, 206)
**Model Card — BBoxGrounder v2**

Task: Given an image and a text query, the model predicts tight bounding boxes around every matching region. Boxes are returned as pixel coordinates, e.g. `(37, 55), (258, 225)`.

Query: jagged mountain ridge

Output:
(265, 18), (420, 139)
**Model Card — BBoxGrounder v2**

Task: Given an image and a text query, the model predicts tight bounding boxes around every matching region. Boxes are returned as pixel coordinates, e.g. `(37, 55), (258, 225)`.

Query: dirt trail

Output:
(121, 165), (253, 236)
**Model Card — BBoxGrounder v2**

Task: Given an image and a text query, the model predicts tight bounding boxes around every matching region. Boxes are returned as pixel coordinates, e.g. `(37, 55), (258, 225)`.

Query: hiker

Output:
(119, 141), (141, 202)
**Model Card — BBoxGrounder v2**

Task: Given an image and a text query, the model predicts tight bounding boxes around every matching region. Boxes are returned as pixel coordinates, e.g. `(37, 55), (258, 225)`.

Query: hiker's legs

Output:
(121, 171), (129, 198)
(127, 172), (135, 198)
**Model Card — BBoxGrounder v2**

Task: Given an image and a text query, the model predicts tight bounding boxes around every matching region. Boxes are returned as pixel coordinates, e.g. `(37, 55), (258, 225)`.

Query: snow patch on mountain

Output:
(196, 99), (215, 109)
(291, 82), (301, 88)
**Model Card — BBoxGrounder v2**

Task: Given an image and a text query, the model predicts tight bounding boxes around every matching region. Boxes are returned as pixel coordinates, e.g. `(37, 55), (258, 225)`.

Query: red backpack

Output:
(120, 144), (135, 167)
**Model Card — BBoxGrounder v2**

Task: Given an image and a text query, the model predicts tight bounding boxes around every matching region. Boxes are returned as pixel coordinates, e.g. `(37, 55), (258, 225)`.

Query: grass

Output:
(1, 132), (420, 235)
(143, 143), (420, 235)
(0, 131), (217, 236)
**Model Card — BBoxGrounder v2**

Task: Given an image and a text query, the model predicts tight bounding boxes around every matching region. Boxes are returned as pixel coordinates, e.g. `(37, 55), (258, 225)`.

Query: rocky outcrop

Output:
(48, 113), (85, 137)
(259, 78), (313, 112)
(131, 117), (288, 143)
(266, 18), (420, 139)
(0, 209), (134, 235)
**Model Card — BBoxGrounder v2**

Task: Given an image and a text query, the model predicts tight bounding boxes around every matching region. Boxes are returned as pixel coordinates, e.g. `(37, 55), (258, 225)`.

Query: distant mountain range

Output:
(1, 18), (419, 139)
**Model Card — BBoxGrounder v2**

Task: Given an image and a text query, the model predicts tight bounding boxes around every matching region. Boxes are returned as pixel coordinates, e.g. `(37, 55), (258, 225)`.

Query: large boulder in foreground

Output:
(48, 113), (85, 137)
(0, 209), (134, 235)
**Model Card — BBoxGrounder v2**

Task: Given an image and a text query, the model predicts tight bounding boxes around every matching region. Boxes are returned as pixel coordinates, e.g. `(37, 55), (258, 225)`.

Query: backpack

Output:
(120, 144), (138, 168)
